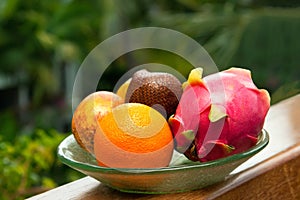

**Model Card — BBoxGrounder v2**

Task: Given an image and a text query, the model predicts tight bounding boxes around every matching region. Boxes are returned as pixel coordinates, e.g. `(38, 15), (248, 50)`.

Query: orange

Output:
(94, 103), (174, 168)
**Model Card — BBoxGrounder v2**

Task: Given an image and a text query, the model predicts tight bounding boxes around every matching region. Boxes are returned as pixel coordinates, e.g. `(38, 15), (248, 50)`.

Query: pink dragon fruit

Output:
(169, 67), (270, 162)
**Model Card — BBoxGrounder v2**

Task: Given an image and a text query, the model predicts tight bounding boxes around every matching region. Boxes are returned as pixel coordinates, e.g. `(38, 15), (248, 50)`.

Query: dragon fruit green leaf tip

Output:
(168, 67), (270, 162)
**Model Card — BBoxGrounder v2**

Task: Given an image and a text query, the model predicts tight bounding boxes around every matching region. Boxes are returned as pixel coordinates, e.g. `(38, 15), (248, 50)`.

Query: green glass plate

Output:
(57, 129), (269, 194)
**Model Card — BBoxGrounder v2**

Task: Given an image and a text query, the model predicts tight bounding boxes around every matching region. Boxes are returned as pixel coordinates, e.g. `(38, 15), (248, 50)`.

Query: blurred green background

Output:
(0, 0), (299, 199)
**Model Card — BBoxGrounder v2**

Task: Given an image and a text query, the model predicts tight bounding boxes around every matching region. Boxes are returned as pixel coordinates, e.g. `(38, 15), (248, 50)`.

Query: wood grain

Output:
(217, 145), (300, 200)
(27, 94), (300, 200)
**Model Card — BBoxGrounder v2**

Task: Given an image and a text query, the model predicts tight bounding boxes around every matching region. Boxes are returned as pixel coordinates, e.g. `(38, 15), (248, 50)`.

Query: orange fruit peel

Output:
(94, 103), (174, 168)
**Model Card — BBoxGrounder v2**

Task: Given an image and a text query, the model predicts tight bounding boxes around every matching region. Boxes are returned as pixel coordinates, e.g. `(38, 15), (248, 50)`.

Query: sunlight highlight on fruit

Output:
(94, 103), (174, 168)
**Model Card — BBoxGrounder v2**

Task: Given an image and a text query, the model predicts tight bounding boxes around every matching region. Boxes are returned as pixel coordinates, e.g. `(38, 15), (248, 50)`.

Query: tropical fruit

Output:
(169, 67), (270, 162)
(116, 78), (131, 100)
(125, 69), (182, 118)
(94, 103), (174, 168)
(72, 91), (123, 153)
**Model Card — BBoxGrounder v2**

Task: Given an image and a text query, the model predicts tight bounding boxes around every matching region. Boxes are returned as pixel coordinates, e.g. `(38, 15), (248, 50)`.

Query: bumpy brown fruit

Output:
(125, 69), (182, 118)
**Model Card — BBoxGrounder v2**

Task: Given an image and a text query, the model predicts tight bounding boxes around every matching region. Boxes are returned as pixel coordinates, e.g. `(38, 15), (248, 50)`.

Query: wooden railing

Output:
(28, 94), (300, 200)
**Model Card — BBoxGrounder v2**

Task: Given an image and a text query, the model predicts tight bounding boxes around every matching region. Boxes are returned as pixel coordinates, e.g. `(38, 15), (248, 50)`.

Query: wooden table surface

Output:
(28, 94), (300, 200)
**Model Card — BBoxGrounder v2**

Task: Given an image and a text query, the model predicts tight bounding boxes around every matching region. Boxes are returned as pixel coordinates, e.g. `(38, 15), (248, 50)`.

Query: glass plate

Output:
(57, 129), (269, 194)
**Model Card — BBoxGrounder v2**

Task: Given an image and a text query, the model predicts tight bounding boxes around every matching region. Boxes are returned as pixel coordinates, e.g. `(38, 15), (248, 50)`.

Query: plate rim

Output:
(57, 129), (269, 174)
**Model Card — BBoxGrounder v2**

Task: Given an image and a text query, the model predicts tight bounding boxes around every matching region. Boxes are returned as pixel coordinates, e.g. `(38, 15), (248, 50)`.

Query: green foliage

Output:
(0, 111), (18, 141)
(0, 129), (83, 199)
(0, 1), (299, 199)
(0, 0), (104, 106)
(149, 4), (300, 93)
(1, 0), (298, 96)
(271, 81), (300, 104)
(227, 9), (300, 91)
